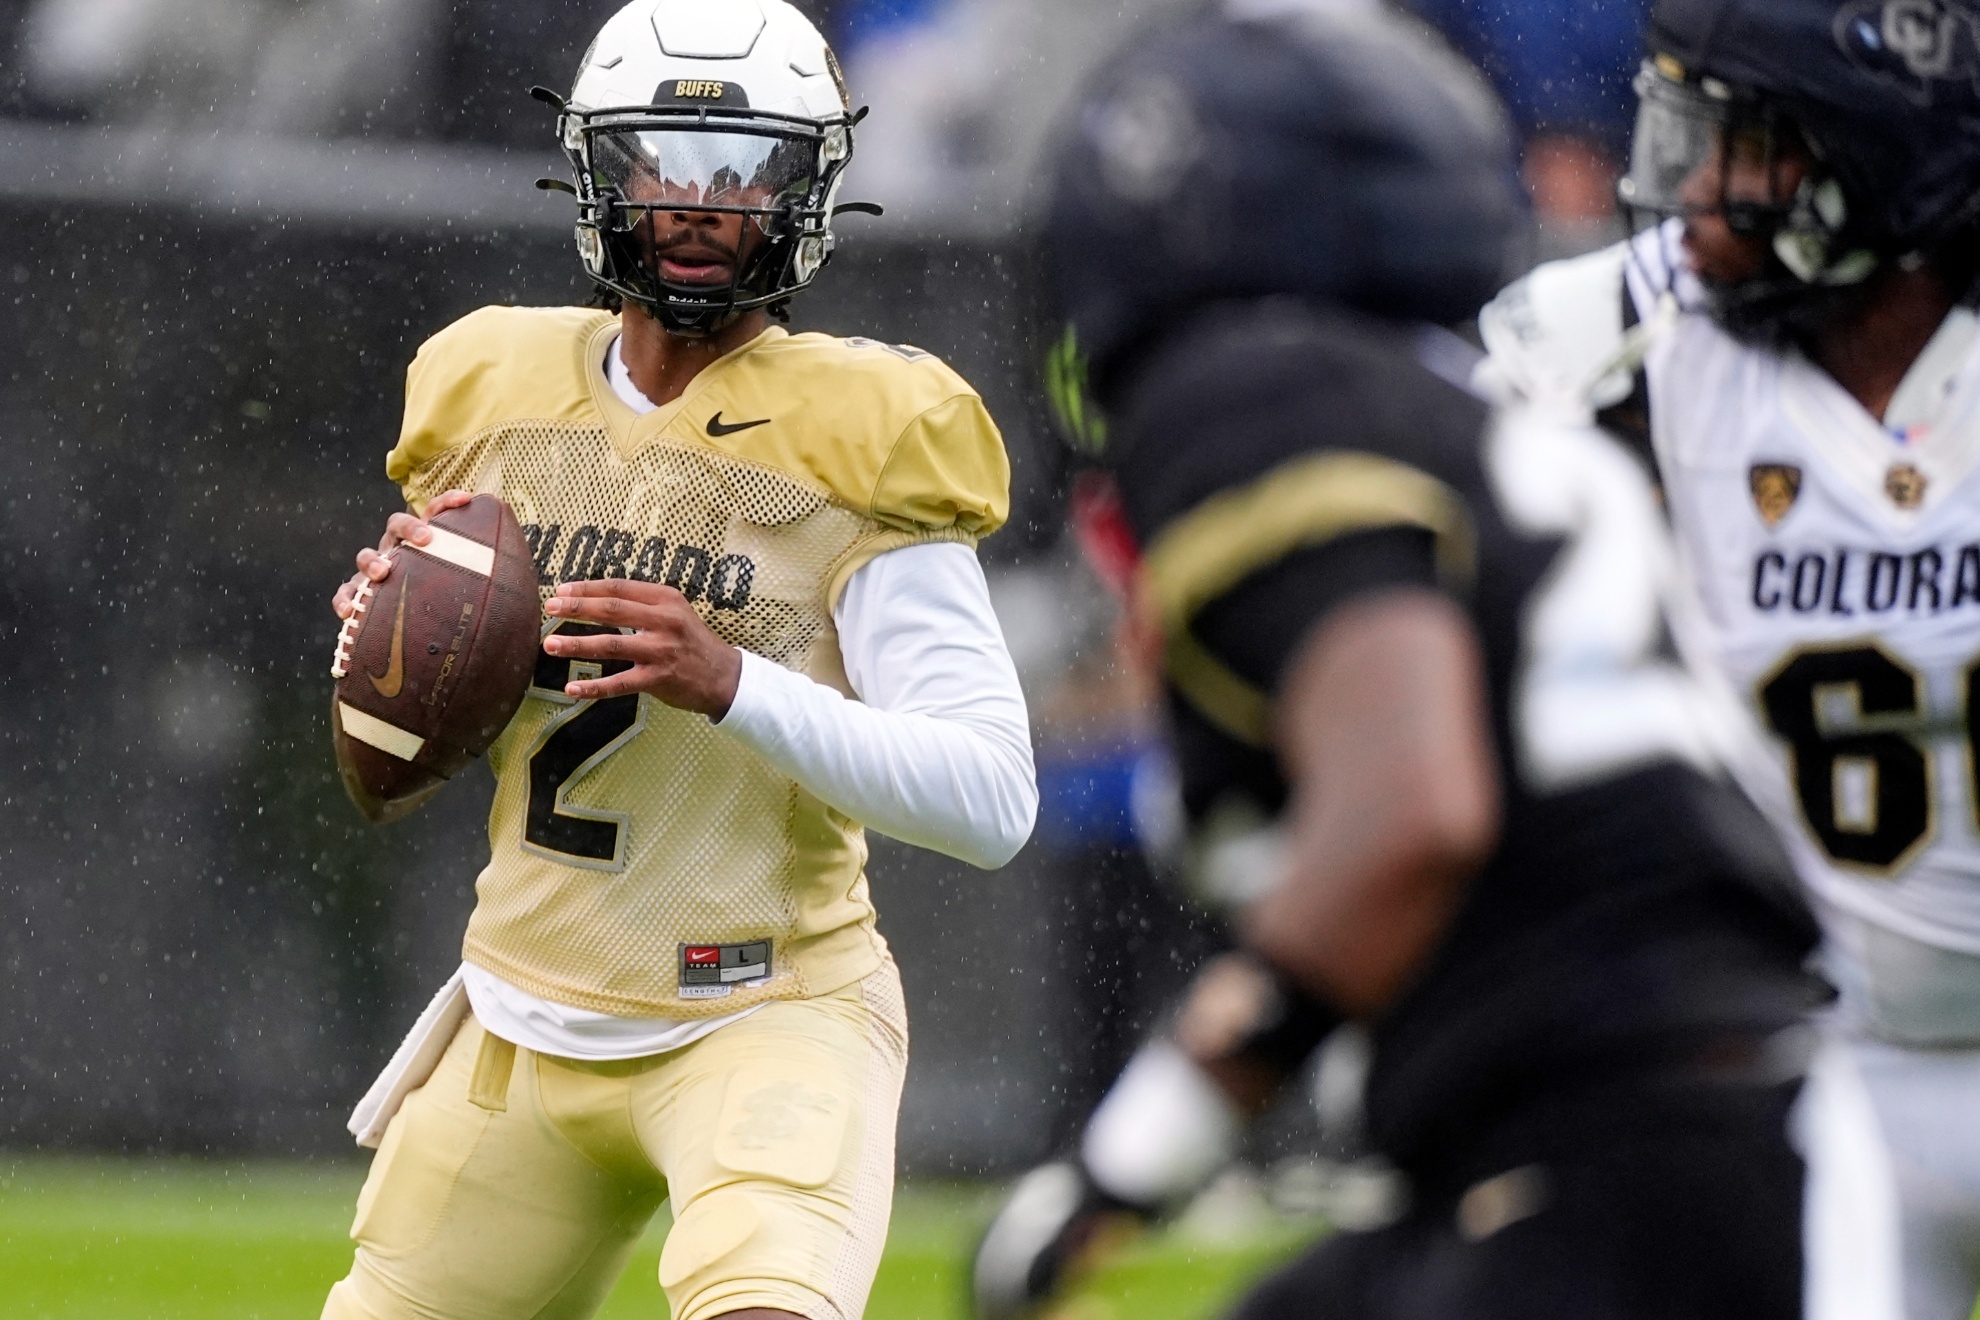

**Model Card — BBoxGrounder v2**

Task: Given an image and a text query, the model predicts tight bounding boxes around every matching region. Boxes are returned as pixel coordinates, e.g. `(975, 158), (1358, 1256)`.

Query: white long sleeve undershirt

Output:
(716, 540), (1037, 869)
(463, 336), (1037, 1060)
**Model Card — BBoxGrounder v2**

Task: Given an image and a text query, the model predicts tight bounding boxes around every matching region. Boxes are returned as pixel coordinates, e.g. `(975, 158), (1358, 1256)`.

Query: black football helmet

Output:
(1619, 0), (1980, 332)
(1038, 4), (1524, 454)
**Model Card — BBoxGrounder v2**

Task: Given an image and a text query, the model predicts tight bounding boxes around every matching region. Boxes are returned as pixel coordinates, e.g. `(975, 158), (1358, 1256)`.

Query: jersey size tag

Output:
(678, 940), (772, 999)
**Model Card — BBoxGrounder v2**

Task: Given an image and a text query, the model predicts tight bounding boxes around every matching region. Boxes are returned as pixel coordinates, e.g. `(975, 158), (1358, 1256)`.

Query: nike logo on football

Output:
(367, 587), (408, 699)
(706, 412), (771, 437)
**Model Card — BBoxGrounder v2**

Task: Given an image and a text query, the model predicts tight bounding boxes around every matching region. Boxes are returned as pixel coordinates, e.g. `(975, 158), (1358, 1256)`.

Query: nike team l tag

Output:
(678, 940), (772, 998)
(706, 412), (771, 437)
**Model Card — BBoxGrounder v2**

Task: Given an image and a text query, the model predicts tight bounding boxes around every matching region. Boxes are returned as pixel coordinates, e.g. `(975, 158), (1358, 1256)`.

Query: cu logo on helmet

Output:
(1836, 0), (1980, 101)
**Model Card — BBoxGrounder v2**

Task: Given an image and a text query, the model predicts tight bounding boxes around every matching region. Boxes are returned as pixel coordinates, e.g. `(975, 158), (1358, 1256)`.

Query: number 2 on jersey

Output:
(1760, 644), (1974, 873)
(523, 621), (644, 869)
(1491, 415), (1730, 791)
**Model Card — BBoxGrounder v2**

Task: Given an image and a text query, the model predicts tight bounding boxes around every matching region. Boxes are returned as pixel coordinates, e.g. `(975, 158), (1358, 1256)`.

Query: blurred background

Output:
(0, 0), (1645, 1306)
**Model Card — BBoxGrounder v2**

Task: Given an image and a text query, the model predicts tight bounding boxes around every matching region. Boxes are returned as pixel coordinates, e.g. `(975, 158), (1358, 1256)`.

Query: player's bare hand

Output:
(542, 580), (743, 718)
(331, 490), (476, 619)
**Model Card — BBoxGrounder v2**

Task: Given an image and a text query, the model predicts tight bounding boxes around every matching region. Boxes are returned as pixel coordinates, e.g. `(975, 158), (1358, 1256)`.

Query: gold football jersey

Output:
(386, 305), (1010, 1018)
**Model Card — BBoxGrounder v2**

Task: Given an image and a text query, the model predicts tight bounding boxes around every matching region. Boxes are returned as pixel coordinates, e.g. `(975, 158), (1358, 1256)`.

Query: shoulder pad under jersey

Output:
(754, 331), (980, 421)
(389, 305), (613, 485)
(737, 332), (1011, 540)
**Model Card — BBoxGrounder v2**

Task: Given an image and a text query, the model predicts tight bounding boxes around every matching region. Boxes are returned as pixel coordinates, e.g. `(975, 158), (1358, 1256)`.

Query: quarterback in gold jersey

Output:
(319, 3), (1037, 1318)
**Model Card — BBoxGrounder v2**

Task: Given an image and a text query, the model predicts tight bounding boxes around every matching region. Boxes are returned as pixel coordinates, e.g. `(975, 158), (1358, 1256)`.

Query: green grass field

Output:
(0, 1156), (1319, 1320)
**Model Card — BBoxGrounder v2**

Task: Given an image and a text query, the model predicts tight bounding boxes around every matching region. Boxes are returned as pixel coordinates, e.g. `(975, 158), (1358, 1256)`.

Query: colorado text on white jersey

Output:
(1482, 223), (1980, 973)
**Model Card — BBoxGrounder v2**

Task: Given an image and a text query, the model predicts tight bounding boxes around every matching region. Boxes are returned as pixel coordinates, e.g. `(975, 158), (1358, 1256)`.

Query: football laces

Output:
(329, 579), (376, 679)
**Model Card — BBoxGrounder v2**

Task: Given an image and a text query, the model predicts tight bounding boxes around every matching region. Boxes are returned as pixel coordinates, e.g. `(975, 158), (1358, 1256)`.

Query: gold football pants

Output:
(322, 961), (907, 1320)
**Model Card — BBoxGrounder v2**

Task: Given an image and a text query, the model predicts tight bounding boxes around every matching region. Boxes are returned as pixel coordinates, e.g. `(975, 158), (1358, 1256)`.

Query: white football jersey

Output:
(1481, 223), (1980, 974)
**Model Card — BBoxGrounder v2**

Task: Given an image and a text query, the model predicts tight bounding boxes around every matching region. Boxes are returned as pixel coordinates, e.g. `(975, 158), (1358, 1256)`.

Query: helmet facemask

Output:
(1620, 57), (1884, 345)
(559, 102), (854, 337)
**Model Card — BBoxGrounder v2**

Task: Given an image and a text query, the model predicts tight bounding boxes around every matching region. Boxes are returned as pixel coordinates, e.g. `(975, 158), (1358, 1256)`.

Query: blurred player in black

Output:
(989, 4), (1826, 1317)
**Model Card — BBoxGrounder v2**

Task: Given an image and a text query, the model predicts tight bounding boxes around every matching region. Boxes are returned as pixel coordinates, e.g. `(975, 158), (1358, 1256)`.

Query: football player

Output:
(1011, 4), (1824, 1318)
(1475, 2), (1980, 1318)
(318, 3), (1038, 1318)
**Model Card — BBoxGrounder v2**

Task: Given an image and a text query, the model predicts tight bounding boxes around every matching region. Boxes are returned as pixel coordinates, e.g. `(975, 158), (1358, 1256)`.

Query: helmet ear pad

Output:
(1769, 176), (1880, 286)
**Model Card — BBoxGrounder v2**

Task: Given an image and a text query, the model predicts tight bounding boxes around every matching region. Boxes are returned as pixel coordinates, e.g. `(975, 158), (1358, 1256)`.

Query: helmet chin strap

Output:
(1706, 250), (1883, 350)
(650, 293), (744, 339)
(644, 238), (777, 339)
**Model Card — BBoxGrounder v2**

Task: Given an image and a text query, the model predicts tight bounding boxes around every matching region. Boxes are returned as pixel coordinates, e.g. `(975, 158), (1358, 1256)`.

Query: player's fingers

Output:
(356, 548), (395, 581)
(565, 666), (657, 701)
(552, 579), (679, 607)
(543, 629), (644, 661)
(385, 511), (432, 548)
(545, 594), (678, 631)
(426, 490), (475, 513)
(546, 596), (631, 628)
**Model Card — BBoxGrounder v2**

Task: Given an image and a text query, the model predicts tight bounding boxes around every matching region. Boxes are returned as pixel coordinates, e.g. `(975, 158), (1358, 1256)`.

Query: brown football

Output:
(329, 494), (540, 821)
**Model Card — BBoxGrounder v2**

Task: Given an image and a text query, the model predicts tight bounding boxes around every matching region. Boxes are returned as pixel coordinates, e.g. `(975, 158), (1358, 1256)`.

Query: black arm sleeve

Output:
(1190, 526), (1442, 693)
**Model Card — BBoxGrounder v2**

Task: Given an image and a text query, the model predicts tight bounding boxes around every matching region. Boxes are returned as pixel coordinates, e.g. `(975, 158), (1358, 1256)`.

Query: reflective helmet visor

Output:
(590, 126), (817, 220)
(1620, 62), (1792, 219)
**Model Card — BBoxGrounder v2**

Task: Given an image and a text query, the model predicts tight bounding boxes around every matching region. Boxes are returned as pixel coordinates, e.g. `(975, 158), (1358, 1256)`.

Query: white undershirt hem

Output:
(462, 961), (760, 1060)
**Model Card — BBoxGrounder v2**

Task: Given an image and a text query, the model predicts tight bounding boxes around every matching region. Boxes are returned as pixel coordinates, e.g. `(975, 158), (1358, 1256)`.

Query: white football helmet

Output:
(543, 0), (866, 336)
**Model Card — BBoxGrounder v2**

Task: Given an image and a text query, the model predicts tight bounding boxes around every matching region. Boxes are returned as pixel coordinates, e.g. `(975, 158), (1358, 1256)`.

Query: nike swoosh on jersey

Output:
(706, 412), (771, 437)
(368, 586), (408, 699)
